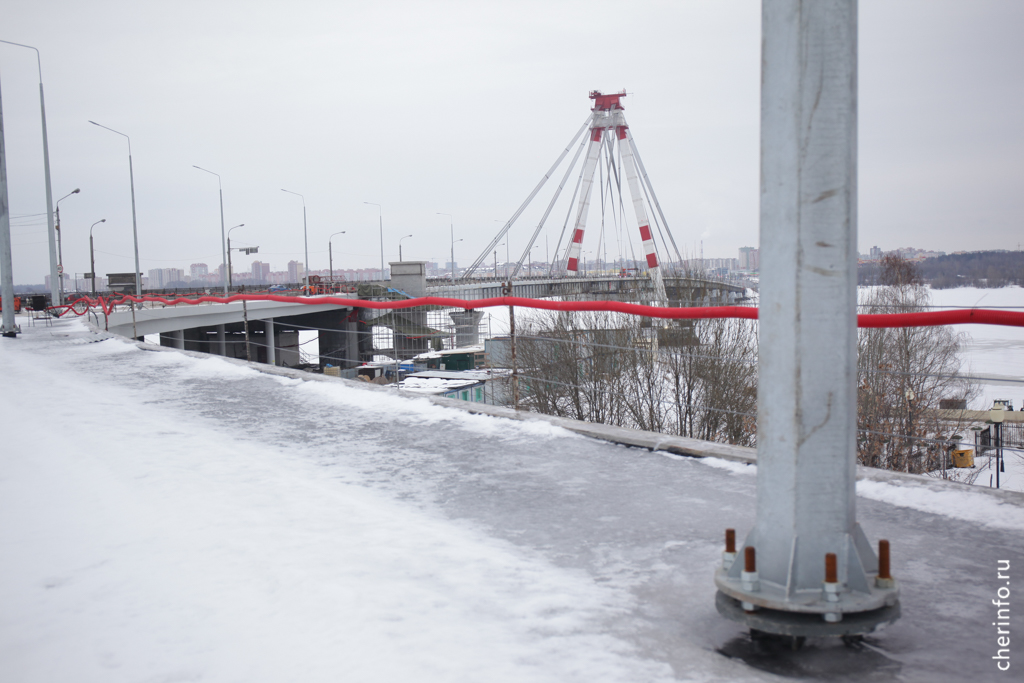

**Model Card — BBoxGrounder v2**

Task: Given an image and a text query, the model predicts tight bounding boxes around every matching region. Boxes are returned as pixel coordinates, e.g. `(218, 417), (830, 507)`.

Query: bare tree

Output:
(857, 255), (978, 474)
(513, 273), (759, 447)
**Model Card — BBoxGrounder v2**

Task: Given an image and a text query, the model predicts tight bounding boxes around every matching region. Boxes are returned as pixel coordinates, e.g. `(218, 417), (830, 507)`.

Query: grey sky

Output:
(2, 0), (1021, 284)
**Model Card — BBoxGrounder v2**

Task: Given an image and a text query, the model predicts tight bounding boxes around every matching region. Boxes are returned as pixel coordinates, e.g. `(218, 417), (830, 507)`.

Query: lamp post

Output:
(452, 238), (463, 280)
(89, 121), (141, 297)
(54, 187), (80, 299)
(0, 40), (59, 306)
(193, 165), (228, 296)
(226, 223), (245, 288)
(530, 245), (540, 277)
(280, 189), (309, 293)
(89, 219), (106, 296)
(398, 234), (413, 262)
(1, 73), (17, 337)
(437, 212), (454, 281)
(364, 201), (383, 279)
(991, 403), (1005, 489)
(329, 231), (346, 283)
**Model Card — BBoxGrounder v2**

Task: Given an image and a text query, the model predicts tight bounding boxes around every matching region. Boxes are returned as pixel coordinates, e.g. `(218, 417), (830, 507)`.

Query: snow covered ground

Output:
(2, 318), (1022, 682)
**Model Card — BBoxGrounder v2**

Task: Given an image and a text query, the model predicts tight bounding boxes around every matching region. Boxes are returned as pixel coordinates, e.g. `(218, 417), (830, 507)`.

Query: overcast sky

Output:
(2, 0), (1022, 284)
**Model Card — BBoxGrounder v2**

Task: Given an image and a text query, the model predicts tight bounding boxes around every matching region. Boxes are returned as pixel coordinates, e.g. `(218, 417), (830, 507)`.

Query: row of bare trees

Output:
(503, 256), (977, 474)
(513, 311), (759, 446)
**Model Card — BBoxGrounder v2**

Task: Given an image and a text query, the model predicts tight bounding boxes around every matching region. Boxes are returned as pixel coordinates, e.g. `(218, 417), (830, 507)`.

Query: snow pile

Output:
(856, 479), (1024, 530)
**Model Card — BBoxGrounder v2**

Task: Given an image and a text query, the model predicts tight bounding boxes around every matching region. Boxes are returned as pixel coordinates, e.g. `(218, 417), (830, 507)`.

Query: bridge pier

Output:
(159, 329), (186, 350)
(450, 310), (484, 348)
(216, 324), (226, 356)
(265, 319), (276, 366)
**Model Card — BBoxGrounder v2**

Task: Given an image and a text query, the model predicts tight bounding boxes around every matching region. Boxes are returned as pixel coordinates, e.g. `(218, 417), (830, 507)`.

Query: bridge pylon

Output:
(463, 91), (682, 306)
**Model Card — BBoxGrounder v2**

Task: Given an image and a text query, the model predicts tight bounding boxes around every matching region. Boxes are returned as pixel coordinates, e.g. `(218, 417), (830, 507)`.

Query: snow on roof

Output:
(398, 376), (482, 394)
(408, 370), (491, 381)
(413, 345), (485, 360)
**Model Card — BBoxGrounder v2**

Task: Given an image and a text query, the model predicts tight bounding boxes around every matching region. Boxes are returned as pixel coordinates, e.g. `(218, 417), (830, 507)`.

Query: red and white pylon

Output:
(463, 91), (680, 306)
(561, 91), (667, 303)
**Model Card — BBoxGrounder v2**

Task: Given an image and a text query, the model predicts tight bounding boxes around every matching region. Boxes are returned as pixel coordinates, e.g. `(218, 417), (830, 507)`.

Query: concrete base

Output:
(715, 591), (901, 638)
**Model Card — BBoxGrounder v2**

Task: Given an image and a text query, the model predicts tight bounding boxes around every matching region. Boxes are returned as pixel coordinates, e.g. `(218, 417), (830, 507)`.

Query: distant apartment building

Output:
(738, 247), (760, 271)
(190, 263), (209, 280)
(287, 261), (305, 283)
(147, 268), (185, 289)
(44, 273), (73, 291)
(337, 268), (387, 281)
(251, 261), (271, 284)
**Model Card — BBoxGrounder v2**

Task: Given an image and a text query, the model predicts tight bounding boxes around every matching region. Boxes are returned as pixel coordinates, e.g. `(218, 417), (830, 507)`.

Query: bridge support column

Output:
(171, 329), (185, 350)
(449, 310), (484, 348)
(216, 324), (226, 356)
(265, 318), (276, 366)
(715, 0), (899, 637)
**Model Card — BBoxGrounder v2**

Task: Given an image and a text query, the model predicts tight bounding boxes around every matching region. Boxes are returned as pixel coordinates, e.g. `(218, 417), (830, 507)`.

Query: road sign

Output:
(57, 264), (64, 274)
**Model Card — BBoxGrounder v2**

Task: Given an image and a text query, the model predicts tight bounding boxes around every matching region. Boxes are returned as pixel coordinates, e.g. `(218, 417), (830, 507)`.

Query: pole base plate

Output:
(716, 591), (900, 638)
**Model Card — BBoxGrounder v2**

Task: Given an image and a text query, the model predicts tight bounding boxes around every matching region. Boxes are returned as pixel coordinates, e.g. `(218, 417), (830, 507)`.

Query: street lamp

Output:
(226, 223), (245, 288)
(452, 238), (464, 280)
(329, 231), (346, 283)
(193, 165), (229, 296)
(398, 234), (413, 262)
(89, 121), (141, 297)
(991, 402), (1006, 489)
(0, 40), (59, 306)
(55, 187), (80, 299)
(437, 212), (455, 281)
(364, 202), (383, 278)
(89, 219), (106, 296)
(280, 189), (309, 293)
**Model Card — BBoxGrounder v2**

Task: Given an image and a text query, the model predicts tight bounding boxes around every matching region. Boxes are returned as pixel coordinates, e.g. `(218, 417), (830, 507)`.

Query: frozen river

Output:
(2, 319), (1022, 682)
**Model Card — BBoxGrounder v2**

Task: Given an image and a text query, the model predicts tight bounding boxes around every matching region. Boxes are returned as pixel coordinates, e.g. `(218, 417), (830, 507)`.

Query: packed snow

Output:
(2, 313), (1022, 682)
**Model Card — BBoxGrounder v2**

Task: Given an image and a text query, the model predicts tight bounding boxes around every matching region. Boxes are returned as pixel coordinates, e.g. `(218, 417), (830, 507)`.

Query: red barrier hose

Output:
(54, 293), (1024, 328)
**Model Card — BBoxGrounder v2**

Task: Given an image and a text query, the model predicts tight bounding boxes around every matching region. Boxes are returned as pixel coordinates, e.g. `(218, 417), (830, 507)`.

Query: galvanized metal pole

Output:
(302, 202), (308, 294)
(127, 151), (140, 296)
(89, 122), (141, 296)
(218, 185), (226, 295)
(40, 76), (58, 306)
(0, 72), (20, 337)
(192, 166), (228, 296)
(89, 219), (104, 297)
(0, 42), (59, 307)
(715, 0), (899, 636)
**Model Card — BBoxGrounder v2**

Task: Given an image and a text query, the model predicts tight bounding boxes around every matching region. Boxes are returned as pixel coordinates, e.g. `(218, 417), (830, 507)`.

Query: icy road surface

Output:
(2, 320), (1022, 682)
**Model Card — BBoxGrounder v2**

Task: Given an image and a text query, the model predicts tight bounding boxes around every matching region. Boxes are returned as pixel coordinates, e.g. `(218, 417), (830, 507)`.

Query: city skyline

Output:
(3, 1), (1022, 286)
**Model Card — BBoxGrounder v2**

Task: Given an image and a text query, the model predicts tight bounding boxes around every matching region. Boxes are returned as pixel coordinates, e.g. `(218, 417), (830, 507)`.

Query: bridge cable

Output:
(628, 131), (685, 266)
(549, 148), (590, 276)
(463, 114), (593, 280)
(510, 132), (588, 279)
